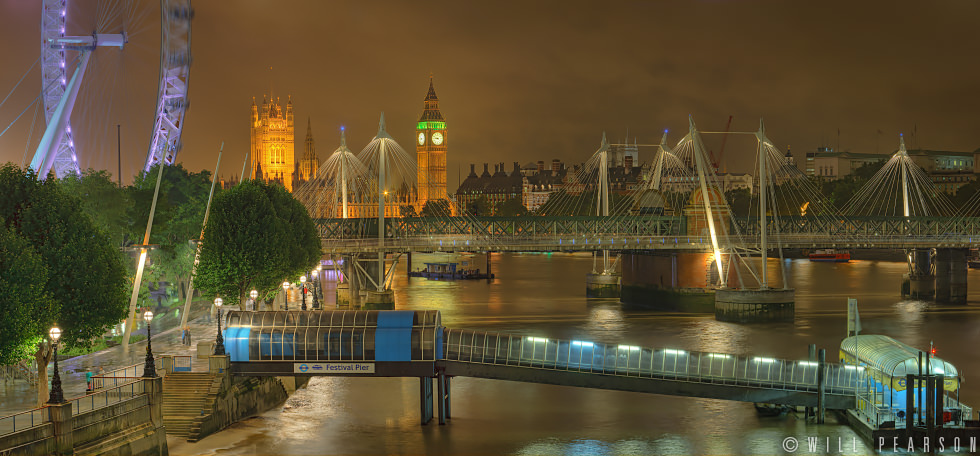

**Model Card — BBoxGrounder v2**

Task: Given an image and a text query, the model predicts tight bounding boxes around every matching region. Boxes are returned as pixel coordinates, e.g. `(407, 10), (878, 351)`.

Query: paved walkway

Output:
(0, 298), (223, 417)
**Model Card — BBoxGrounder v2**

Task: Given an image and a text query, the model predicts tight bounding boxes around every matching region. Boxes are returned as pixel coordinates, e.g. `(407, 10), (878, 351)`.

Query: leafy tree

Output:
(59, 169), (131, 247)
(421, 198), (452, 217)
(0, 221), (55, 366)
(0, 164), (129, 406)
(495, 197), (528, 216)
(195, 180), (321, 309)
(466, 196), (491, 216)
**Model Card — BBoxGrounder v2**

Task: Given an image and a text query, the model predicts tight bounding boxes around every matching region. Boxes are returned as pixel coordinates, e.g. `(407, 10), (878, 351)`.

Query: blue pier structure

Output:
(218, 309), (973, 427)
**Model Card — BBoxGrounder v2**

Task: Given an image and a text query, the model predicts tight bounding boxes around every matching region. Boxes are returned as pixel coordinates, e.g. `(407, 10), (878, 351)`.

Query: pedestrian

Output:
(85, 369), (94, 392)
(205, 302), (213, 324)
(182, 326), (192, 346)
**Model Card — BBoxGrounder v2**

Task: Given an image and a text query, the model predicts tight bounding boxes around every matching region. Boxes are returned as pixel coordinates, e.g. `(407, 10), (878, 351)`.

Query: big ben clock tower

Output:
(416, 77), (447, 210)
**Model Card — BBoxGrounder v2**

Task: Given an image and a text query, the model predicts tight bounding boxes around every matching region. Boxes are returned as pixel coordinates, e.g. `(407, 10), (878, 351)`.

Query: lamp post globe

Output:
(282, 281), (290, 311)
(213, 297), (226, 355)
(47, 326), (65, 404)
(249, 289), (259, 311)
(142, 310), (157, 377)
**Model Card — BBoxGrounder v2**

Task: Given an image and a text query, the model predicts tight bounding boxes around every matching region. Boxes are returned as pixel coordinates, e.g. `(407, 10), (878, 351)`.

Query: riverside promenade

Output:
(0, 298), (220, 416)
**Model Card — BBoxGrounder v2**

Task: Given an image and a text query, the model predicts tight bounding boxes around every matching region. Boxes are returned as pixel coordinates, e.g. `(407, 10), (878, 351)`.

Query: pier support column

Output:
(586, 272), (621, 298)
(935, 249), (951, 302)
(906, 374), (915, 431)
(907, 248), (935, 299)
(817, 348), (826, 424)
(407, 251), (413, 278)
(486, 252), (492, 283)
(420, 377), (433, 425)
(950, 248), (968, 304)
(437, 372), (451, 425)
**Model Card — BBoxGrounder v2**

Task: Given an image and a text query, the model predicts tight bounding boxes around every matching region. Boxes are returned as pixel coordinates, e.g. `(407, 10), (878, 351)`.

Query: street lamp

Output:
(213, 297), (225, 356)
(142, 310), (156, 377)
(311, 269), (320, 309)
(47, 326), (65, 404)
(249, 289), (259, 311)
(300, 275), (308, 310)
(282, 281), (290, 311)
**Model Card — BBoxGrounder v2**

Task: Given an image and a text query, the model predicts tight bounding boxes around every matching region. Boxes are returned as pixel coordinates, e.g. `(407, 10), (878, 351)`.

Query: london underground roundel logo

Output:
(299, 364), (309, 373)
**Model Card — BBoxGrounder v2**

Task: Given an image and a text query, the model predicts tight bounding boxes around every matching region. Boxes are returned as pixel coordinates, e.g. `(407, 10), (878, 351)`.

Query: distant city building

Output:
(812, 151), (883, 180)
(906, 148), (975, 194)
(250, 95), (295, 191)
(811, 147), (975, 193)
(805, 146), (833, 177)
(661, 172), (753, 194)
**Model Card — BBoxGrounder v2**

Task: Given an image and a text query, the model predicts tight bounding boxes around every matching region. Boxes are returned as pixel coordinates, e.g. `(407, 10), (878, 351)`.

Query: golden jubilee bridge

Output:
(315, 215), (980, 254)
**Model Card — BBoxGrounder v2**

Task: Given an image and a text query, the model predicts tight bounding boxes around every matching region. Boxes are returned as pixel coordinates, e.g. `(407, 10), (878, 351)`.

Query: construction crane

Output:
(707, 115), (735, 171)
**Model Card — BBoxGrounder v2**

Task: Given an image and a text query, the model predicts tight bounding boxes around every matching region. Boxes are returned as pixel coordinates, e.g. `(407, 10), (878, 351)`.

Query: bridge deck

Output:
(440, 329), (859, 409)
(316, 216), (980, 253)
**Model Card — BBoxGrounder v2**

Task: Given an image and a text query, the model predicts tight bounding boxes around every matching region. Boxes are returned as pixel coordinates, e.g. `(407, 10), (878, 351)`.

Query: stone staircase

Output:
(162, 372), (219, 440)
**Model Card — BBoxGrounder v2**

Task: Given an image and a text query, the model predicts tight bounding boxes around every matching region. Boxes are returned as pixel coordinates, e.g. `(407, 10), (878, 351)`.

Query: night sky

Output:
(1, 0), (978, 185)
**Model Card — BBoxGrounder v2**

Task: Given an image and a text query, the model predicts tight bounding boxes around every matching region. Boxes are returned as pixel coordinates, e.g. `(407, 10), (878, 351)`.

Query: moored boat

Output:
(808, 249), (850, 262)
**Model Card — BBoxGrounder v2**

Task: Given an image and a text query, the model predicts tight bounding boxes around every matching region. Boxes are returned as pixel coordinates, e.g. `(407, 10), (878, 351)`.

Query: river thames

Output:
(169, 252), (980, 455)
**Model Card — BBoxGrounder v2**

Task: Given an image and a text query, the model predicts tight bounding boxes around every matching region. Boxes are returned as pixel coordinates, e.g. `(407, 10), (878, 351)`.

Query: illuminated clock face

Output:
(418, 132), (425, 145)
(432, 132), (444, 145)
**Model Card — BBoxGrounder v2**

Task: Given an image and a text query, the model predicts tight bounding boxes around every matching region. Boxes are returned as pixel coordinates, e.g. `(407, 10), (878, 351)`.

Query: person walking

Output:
(85, 369), (94, 392)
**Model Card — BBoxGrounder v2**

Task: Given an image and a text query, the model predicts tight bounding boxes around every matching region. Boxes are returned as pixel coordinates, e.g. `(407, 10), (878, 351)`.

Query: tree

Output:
(59, 169), (132, 247)
(421, 198), (452, 217)
(495, 197), (528, 216)
(466, 196), (491, 216)
(129, 164), (214, 302)
(0, 221), (55, 367)
(0, 164), (129, 406)
(195, 180), (321, 309)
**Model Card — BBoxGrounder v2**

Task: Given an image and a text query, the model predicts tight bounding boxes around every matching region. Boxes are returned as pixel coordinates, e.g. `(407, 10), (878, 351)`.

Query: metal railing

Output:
(92, 357), (164, 389)
(70, 380), (145, 415)
(443, 329), (863, 395)
(173, 355), (192, 372)
(0, 407), (48, 437)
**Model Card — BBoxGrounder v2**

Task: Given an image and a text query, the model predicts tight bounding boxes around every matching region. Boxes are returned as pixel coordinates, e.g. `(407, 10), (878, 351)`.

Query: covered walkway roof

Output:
(840, 334), (958, 381)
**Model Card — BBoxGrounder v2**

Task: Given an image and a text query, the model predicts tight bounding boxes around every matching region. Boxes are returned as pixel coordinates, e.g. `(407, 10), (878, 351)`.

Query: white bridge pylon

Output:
(843, 134), (955, 217)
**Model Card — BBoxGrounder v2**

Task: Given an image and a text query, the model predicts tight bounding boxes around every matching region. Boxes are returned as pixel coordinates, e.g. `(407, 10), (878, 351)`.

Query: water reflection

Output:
(183, 254), (980, 455)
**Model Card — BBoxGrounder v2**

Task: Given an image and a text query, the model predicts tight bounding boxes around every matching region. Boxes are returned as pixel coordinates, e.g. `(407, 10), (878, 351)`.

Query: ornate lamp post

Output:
(249, 289), (259, 311)
(300, 275), (308, 310)
(311, 269), (320, 309)
(142, 310), (156, 377)
(213, 297), (225, 355)
(282, 281), (290, 311)
(47, 326), (65, 404)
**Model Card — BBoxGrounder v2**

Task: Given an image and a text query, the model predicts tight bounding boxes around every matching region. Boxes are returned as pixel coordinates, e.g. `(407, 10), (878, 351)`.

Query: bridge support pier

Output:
(586, 272), (621, 298)
(905, 248), (935, 300)
(935, 248), (967, 304)
(420, 377), (433, 425)
(363, 290), (394, 309)
(620, 252), (716, 312)
(437, 373), (451, 425)
(714, 288), (794, 323)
